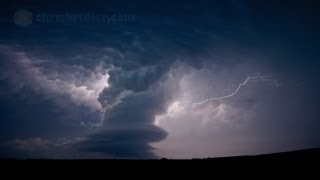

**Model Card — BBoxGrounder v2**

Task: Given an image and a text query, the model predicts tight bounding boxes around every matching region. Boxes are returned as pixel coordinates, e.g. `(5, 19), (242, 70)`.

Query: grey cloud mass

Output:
(0, 46), (109, 111)
(0, 0), (319, 159)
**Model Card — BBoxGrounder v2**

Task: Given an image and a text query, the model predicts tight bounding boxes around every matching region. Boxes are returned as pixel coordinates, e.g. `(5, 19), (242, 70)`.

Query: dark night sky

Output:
(0, 0), (319, 159)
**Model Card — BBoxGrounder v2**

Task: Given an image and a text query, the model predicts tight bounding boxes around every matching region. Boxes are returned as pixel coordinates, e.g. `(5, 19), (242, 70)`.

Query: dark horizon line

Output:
(1, 147), (320, 160)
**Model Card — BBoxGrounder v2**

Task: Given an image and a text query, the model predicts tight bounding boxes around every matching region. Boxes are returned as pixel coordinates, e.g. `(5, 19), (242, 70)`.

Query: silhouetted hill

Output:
(190, 148), (320, 161)
(1, 148), (320, 160)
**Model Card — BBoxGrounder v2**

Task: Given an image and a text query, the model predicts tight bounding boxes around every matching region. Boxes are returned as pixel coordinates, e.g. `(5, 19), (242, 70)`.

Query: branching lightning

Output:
(190, 74), (277, 107)
(156, 74), (279, 122)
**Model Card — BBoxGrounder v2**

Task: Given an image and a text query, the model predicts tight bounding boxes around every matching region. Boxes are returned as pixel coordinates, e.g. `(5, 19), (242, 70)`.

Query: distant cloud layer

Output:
(0, 46), (109, 112)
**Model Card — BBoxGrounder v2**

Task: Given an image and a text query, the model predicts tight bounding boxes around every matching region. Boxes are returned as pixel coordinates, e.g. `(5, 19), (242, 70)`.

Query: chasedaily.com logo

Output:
(13, 9), (136, 27)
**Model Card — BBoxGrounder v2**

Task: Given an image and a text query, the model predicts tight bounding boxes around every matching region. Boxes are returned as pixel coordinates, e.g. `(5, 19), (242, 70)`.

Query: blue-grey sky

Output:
(0, 0), (319, 159)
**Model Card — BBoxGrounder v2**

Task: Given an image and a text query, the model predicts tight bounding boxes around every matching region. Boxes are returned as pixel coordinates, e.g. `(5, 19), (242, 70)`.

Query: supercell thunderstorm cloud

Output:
(0, 1), (320, 159)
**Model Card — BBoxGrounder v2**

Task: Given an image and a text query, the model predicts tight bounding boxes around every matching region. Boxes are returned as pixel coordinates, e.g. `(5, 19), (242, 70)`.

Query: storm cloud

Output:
(0, 0), (319, 159)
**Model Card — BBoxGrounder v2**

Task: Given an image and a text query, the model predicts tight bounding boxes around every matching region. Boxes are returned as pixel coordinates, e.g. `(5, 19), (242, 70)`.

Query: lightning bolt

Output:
(190, 74), (276, 107)
(80, 121), (103, 129)
(156, 73), (279, 121)
(79, 109), (106, 129)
